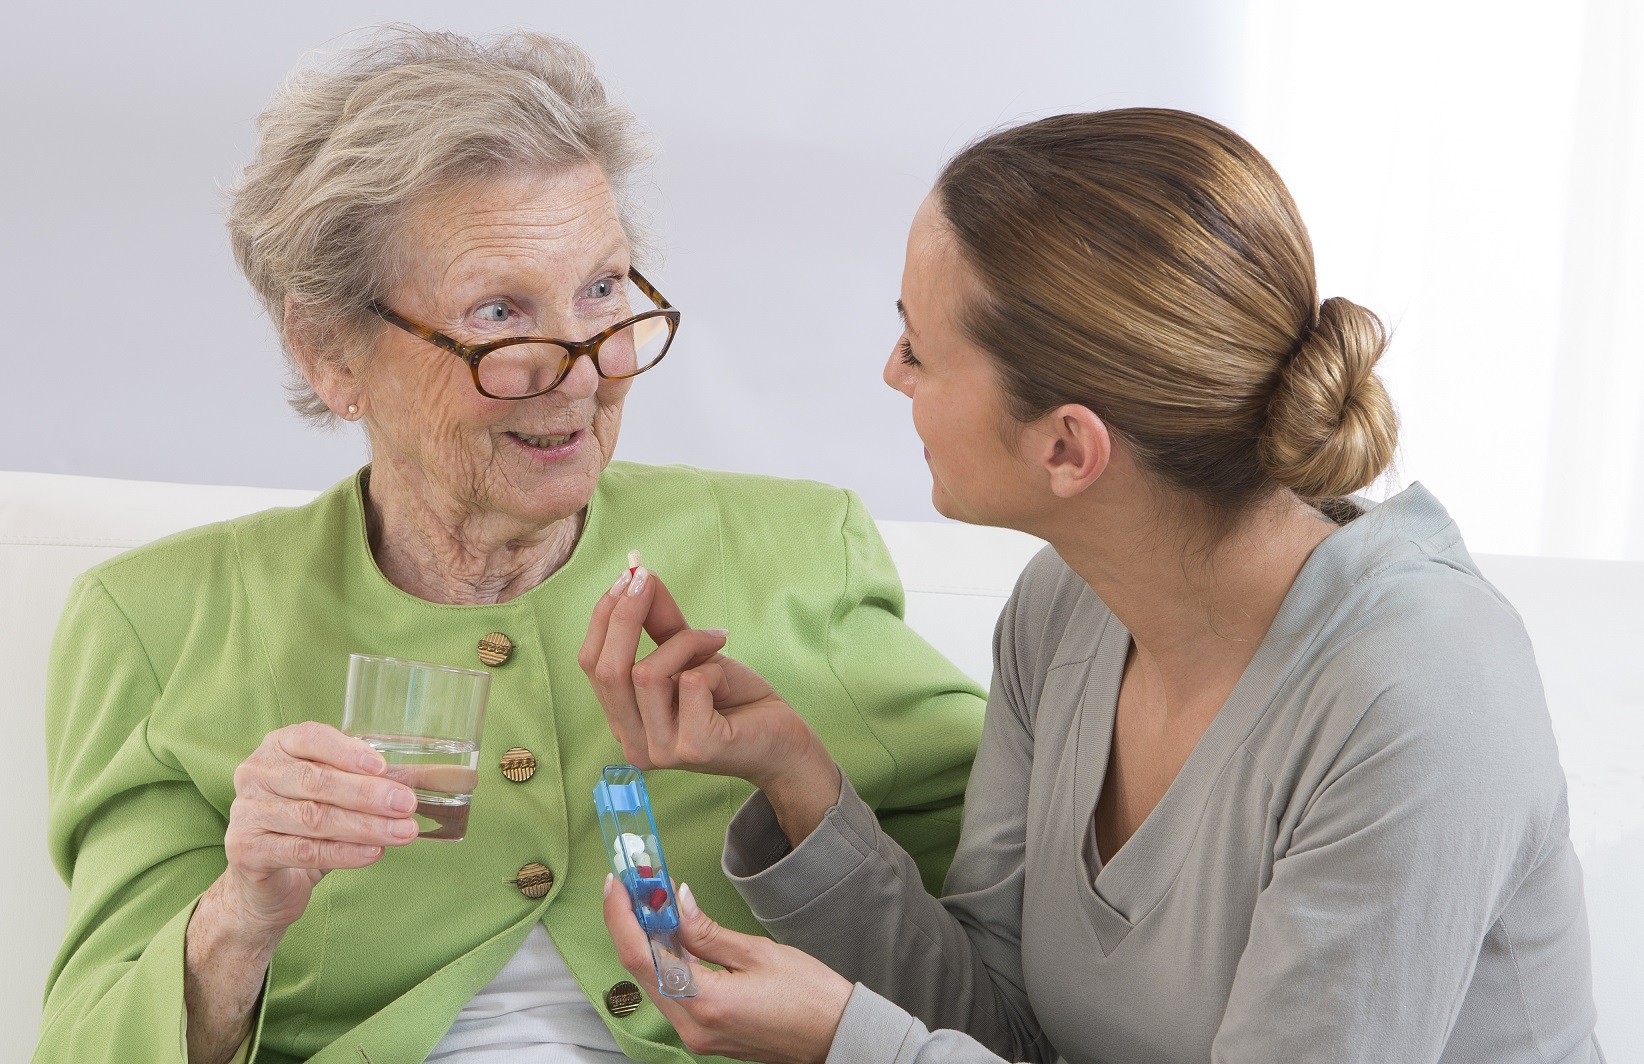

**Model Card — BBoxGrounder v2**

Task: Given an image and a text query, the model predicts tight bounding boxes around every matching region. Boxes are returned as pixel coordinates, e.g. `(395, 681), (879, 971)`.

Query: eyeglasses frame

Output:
(368, 268), (679, 401)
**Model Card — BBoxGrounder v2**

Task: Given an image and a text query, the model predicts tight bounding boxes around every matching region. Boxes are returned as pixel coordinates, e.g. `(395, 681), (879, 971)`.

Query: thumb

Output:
(673, 882), (765, 972)
(638, 572), (692, 644)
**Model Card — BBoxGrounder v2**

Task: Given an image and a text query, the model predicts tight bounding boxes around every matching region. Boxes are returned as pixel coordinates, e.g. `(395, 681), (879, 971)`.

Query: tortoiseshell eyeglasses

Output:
(369, 268), (679, 400)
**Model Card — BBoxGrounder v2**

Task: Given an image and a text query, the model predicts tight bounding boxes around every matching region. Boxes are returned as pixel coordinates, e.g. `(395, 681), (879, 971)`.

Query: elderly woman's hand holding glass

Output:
(35, 29), (983, 1064)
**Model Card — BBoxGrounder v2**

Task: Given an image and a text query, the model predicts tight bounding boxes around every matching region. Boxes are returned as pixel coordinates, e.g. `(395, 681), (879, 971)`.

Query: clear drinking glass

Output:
(342, 654), (491, 841)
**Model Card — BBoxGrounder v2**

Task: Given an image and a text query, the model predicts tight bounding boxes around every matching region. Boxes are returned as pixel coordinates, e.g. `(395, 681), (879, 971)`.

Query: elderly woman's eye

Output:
(476, 302), (511, 324)
(585, 278), (615, 300)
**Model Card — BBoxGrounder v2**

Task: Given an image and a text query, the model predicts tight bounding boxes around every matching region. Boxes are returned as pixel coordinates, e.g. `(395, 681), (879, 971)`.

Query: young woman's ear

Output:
(1029, 403), (1111, 499)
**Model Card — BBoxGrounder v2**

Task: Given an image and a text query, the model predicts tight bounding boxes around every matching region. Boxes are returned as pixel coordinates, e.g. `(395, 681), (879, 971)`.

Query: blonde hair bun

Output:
(1260, 296), (1399, 500)
(935, 109), (1402, 522)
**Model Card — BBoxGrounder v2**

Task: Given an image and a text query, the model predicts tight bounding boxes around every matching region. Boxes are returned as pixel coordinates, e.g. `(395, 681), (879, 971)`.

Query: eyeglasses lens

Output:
(475, 276), (672, 398)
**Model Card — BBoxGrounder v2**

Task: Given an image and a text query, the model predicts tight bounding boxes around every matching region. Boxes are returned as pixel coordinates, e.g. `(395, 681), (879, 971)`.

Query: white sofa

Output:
(4, 469), (1640, 1059)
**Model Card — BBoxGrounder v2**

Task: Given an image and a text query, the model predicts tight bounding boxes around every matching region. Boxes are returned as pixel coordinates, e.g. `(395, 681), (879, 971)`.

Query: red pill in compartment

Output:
(647, 887), (669, 910)
(636, 865), (653, 878)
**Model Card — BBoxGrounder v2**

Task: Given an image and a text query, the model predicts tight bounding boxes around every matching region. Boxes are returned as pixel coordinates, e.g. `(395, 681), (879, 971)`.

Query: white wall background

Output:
(1243, 0), (1644, 561)
(2, 0), (1639, 560)
(0, 0), (1237, 525)
(4, 2), (1640, 1056)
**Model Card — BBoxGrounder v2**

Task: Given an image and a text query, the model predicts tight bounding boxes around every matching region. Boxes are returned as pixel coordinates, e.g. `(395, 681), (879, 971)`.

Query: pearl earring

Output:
(346, 403), (360, 418)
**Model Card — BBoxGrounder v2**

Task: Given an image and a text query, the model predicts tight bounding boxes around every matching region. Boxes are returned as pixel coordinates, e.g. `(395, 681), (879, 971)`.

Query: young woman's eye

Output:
(897, 338), (921, 367)
(585, 278), (615, 299)
(475, 302), (511, 324)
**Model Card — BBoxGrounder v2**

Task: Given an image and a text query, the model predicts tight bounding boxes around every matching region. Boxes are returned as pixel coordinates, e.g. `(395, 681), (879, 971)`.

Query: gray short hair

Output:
(227, 26), (651, 422)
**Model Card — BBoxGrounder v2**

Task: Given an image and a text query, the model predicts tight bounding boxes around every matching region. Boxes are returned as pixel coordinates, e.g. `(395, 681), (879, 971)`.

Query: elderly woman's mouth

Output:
(508, 430), (581, 451)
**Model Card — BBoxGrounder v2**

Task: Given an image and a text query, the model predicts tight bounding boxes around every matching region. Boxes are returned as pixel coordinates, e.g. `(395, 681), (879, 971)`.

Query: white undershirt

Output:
(426, 923), (638, 1062)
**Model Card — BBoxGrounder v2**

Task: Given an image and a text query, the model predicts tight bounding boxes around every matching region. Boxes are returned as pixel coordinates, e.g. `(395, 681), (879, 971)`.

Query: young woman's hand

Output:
(579, 567), (841, 820)
(603, 872), (853, 1064)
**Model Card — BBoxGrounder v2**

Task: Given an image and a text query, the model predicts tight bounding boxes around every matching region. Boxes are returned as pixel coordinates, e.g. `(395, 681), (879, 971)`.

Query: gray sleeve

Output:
(824, 984), (1036, 1064)
(1214, 592), (1569, 1062)
(722, 772), (1046, 1061)
(724, 570), (1054, 1062)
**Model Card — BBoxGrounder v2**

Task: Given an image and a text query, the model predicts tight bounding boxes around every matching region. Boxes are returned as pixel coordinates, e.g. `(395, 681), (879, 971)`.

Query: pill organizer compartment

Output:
(593, 765), (698, 997)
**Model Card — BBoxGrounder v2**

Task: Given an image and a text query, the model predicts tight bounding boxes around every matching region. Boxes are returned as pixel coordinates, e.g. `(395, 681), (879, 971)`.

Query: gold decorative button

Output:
(605, 980), (644, 1017)
(511, 862), (554, 899)
(500, 747), (537, 782)
(477, 632), (514, 667)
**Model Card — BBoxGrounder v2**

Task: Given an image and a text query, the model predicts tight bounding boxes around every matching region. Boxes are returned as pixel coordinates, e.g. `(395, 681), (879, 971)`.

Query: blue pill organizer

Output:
(593, 765), (699, 998)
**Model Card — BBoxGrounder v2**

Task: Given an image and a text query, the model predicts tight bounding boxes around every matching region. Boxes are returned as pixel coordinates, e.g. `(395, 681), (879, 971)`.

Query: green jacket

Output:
(37, 463), (985, 1063)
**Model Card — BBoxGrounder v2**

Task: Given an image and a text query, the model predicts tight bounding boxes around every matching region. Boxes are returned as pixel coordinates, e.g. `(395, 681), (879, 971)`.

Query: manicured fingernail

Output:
(702, 628), (729, 639)
(678, 882), (700, 918)
(604, 873), (614, 898)
(627, 566), (648, 596)
(609, 571), (632, 597)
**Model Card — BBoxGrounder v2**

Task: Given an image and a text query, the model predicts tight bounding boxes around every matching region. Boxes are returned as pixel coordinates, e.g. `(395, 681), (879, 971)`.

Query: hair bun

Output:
(1259, 296), (1398, 500)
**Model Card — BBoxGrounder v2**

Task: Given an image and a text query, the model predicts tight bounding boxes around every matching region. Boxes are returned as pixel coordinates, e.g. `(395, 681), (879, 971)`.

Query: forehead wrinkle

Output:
(400, 167), (626, 308)
(432, 215), (622, 301)
(433, 229), (617, 301)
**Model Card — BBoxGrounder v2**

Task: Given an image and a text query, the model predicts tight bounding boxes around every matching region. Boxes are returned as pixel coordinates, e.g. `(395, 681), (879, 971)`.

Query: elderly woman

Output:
(36, 29), (983, 1064)
(588, 110), (1601, 1063)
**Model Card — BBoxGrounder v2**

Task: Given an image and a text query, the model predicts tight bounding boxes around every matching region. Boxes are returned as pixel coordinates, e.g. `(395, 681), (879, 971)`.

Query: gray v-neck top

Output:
(725, 485), (1602, 1064)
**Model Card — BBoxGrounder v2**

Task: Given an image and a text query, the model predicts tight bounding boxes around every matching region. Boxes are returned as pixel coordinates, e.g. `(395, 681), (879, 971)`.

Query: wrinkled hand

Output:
(578, 567), (832, 796)
(220, 720), (419, 934)
(603, 873), (852, 1064)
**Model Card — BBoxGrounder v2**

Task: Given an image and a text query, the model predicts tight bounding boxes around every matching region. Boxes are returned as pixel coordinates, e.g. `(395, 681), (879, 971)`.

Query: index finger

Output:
(579, 568), (628, 676)
(603, 871), (656, 973)
(597, 570), (695, 682)
(637, 572), (692, 646)
(272, 720), (386, 775)
(602, 874), (704, 1024)
(578, 567), (689, 675)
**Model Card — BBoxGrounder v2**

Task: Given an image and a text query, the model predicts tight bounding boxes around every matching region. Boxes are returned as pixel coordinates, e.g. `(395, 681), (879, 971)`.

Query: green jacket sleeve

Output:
(822, 492), (986, 893)
(35, 575), (269, 1063)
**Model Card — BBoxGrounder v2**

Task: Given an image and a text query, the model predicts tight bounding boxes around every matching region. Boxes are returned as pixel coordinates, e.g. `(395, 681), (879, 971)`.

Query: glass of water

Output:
(342, 654), (491, 841)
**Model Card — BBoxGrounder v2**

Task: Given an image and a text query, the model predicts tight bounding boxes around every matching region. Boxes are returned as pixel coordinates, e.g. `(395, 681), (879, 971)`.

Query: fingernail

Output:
(359, 749), (386, 773)
(390, 789), (416, 814)
(609, 571), (632, 597)
(678, 882), (700, 919)
(627, 566), (649, 596)
(702, 628), (729, 639)
(604, 873), (614, 898)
